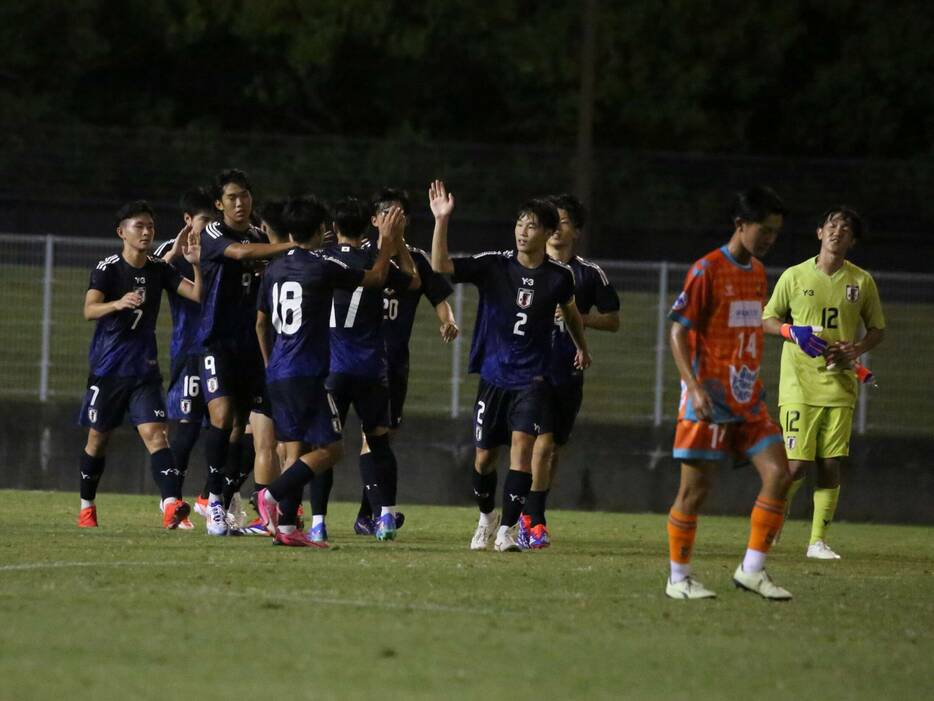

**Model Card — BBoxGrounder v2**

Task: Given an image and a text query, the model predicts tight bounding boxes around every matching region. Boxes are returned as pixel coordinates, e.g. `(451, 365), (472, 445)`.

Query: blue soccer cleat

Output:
(354, 515), (376, 536)
(375, 513), (397, 541)
(529, 524), (551, 549)
(308, 521), (329, 545)
(517, 514), (532, 550)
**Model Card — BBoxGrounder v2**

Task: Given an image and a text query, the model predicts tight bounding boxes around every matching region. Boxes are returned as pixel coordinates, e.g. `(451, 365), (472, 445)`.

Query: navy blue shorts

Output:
(268, 377), (342, 447)
(387, 362), (409, 430)
(551, 379), (584, 446)
(325, 372), (391, 434)
(167, 354), (206, 422)
(200, 347), (265, 411)
(78, 374), (167, 432)
(473, 378), (553, 450)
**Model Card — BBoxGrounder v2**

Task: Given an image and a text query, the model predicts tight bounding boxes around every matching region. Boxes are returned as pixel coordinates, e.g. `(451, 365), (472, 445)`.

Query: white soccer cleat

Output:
(493, 523), (522, 553)
(470, 511), (500, 551)
(806, 540), (841, 560)
(732, 565), (792, 600)
(665, 577), (717, 600)
(205, 500), (229, 536)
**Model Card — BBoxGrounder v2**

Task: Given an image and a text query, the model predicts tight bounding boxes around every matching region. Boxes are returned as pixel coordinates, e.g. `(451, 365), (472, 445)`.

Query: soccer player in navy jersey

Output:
(350, 187), (459, 535)
(517, 194), (620, 548)
(305, 197), (419, 542)
(197, 169), (299, 535)
(154, 187), (216, 529)
(77, 201), (202, 529)
(429, 181), (593, 551)
(255, 200), (406, 546)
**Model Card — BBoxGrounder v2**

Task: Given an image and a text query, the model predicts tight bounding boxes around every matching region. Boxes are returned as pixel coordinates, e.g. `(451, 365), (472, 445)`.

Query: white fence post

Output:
(39, 235), (54, 402)
(857, 351), (869, 435)
(450, 283), (464, 419)
(653, 261), (669, 427)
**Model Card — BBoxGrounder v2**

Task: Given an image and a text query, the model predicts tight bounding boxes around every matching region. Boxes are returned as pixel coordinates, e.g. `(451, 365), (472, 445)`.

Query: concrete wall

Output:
(2, 399), (931, 524)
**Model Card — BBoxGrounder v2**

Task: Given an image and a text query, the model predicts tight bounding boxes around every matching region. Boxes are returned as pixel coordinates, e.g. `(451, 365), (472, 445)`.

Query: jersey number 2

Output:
(513, 312), (528, 336)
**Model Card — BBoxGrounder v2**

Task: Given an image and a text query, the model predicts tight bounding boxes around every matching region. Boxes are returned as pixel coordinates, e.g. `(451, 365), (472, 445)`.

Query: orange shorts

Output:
(673, 405), (782, 462)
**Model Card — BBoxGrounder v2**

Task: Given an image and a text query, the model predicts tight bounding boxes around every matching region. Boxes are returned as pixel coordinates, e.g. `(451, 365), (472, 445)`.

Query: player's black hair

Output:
(731, 186), (787, 224)
(256, 200), (288, 240)
(549, 193), (588, 230)
(333, 197), (371, 239)
(517, 198), (559, 232)
(818, 206), (866, 240)
(282, 195), (331, 244)
(114, 200), (154, 229)
(179, 187), (216, 217)
(371, 188), (411, 216)
(213, 168), (252, 199)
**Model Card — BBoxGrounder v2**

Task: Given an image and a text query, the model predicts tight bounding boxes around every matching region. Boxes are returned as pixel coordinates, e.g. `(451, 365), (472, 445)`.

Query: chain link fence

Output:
(2, 234), (931, 435)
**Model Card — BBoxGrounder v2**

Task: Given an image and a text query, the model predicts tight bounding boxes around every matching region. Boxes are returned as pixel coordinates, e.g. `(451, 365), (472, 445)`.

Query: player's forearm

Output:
(762, 317), (786, 337)
(84, 302), (119, 321)
(363, 245), (394, 288)
(190, 265), (202, 303)
(670, 323), (698, 386)
(435, 300), (456, 325)
(430, 216), (454, 273)
(227, 242), (296, 261)
(855, 327), (885, 355)
(583, 311), (619, 333)
(394, 244), (421, 290)
(256, 312), (271, 367)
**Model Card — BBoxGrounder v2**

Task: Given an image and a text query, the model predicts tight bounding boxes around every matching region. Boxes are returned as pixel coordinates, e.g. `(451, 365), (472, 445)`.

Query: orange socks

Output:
(747, 496), (786, 553)
(667, 509), (698, 565)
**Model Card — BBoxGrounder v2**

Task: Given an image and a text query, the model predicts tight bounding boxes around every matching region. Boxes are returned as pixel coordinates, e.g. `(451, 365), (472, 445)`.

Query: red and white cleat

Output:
(273, 529), (328, 548)
(78, 505), (98, 528)
(162, 500), (192, 530)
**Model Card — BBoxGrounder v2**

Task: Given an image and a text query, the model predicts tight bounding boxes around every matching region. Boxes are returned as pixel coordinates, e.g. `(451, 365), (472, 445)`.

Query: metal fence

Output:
(2, 234), (932, 436)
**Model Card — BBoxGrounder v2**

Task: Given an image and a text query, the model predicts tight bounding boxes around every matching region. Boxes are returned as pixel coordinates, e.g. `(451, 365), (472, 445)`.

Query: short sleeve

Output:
(200, 227), (234, 262)
(88, 263), (112, 296)
(256, 269), (272, 314)
(556, 267), (574, 306)
(763, 270), (792, 321)
(414, 249), (453, 305)
(591, 265), (620, 313)
(451, 254), (495, 285)
(861, 275), (886, 330)
(160, 259), (184, 292)
(669, 262), (712, 329)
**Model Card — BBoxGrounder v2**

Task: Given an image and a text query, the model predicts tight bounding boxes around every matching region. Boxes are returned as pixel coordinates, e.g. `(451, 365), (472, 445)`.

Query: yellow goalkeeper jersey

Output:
(763, 258), (885, 408)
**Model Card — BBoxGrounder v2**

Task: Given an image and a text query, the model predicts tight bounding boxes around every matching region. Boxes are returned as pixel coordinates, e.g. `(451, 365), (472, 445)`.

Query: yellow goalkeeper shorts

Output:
(779, 404), (854, 461)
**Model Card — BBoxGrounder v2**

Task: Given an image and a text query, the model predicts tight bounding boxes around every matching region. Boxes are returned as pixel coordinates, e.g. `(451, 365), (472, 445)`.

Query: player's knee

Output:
(139, 424), (169, 452)
(474, 448), (496, 473)
(85, 429), (111, 456)
(367, 433), (392, 459)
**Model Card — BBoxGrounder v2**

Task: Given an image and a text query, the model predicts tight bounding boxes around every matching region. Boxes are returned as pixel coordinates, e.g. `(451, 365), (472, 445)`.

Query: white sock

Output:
(381, 506), (395, 517)
(80, 499), (93, 510)
(278, 525), (296, 535)
(742, 548), (767, 573)
(208, 492), (223, 505)
(479, 510), (497, 527)
(162, 497), (177, 509)
(670, 561), (692, 584)
(312, 515), (325, 527)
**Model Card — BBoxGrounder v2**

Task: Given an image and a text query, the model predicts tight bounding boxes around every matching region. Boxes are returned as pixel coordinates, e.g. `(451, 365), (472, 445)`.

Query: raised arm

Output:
(435, 299), (459, 343)
(558, 298), (592, 370)
(394, 241), (422, 291)
(429, 180), (455, 274)
(360, 206), (405, 288)
(224, 240), (297, 261)
(175, 226), (203, 303)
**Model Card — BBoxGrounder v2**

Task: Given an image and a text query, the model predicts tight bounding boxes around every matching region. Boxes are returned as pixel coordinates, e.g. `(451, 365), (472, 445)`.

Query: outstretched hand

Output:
(429, 180), (455, 219)
(377, 206), (406, 249)
(181, 224), (200, 265)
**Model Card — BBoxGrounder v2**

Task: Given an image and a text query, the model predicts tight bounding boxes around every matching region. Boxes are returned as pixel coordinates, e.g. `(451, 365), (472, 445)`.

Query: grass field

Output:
(1, 490), (932, 700)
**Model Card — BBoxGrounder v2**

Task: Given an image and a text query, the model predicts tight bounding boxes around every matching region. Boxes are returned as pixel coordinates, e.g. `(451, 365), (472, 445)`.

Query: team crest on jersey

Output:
(516, 288), (534, 309)
(134, 286), (147, 304)
(180, 399), (191, 415)
(672, 291), (688, 311)
(786, 436), (796, 451)
(207, 378), (218, 394)
(729, 364), (758, 404)
(845, 284), (860, 302)
(88, 409), (98, 423)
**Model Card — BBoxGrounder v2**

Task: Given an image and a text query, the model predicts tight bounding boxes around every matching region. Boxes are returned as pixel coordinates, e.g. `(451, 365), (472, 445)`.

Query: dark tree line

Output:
(3, 0), (934, 158)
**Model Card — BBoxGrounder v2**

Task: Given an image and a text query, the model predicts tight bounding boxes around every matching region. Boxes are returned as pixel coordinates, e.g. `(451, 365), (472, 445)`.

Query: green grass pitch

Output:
(1, 490), (932, 700)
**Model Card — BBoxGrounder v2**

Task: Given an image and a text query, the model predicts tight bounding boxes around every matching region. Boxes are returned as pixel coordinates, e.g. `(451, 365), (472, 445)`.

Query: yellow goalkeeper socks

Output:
(810, 486), (840, 544)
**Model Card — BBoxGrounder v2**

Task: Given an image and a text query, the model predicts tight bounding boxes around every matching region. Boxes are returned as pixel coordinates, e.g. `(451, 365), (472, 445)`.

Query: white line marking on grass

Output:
(0, 560), (189, 572)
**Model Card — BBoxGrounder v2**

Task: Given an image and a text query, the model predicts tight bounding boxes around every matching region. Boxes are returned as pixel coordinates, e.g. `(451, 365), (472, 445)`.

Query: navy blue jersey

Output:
(153, 238), (200, 368)
(363, 242), (453, 367)
(549, 256), (619, 386)
(454, 251), (574, 390)
(324, 243), (412, 379)
(258, 248), (364, 382)
(197, 220), (265, 350)
(86, 253), (183, 379)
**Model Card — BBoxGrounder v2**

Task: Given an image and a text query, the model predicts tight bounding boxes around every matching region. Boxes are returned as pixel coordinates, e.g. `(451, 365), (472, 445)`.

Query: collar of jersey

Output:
(719, 245), (752, 270)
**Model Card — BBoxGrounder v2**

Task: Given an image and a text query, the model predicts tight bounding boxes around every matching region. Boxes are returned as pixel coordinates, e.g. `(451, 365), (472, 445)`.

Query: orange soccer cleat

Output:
(78, 505), (98, 528)
(162, 500), (192, 530)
